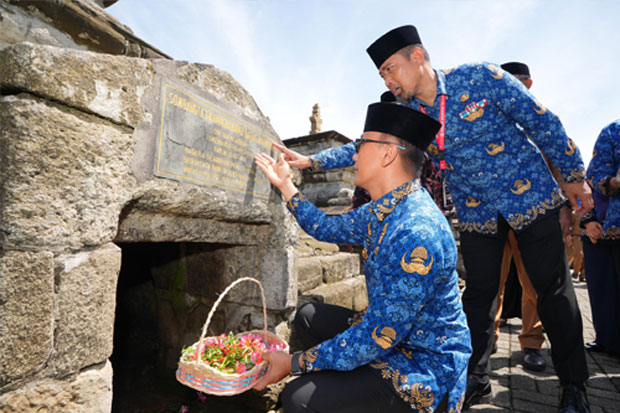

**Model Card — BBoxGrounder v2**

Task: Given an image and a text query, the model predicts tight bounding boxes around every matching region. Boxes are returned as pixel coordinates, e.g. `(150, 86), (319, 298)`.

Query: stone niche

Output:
(0, 42), (297, 412)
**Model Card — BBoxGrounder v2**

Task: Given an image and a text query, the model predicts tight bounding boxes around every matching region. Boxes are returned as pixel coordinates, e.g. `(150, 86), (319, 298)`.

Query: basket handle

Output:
(195, 277), (268, 360)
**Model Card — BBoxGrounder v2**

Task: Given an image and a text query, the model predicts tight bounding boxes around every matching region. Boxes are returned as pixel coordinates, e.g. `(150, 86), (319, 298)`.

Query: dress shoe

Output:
(558, 384), (590, 413)
(584, 341), (604, 352)
(463, 375), (491, 410)
(522, 348), (546, 372)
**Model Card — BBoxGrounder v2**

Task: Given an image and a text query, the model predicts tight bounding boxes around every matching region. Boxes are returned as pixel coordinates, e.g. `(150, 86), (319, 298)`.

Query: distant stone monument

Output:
(309, 103), (322, 134)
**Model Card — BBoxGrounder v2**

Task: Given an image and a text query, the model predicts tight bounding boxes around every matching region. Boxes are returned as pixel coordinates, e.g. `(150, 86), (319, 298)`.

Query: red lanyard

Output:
(419, 94), (446, 171)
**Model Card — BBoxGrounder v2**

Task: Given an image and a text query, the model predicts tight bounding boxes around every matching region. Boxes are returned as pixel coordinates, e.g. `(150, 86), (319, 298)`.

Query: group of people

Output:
(248, 24), (620, 413)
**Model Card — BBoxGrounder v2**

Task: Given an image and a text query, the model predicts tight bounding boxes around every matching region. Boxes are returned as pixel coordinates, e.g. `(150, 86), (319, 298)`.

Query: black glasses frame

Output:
(355, 138), (406, 153)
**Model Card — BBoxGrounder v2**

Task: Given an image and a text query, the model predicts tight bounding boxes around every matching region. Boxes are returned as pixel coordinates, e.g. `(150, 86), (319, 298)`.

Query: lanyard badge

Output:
(419, 95), (448, 209)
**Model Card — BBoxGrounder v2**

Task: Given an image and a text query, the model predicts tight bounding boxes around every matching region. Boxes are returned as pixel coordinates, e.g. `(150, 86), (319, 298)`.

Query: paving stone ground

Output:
(468, 279), (620, 412)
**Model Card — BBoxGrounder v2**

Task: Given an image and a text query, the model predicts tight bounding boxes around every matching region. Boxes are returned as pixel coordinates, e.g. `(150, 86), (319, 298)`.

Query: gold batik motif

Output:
(485, 142), (505, 156)
(506, 190), (564, 230)
(565, 168), (586, 183)
(372, 326), (398, 349)
(401, 246), (434, 275)
(488, 64), (503, 80)
(374, 223), (389, 255)
(300, 345), (321, 372)
(447, 393), (465, 413)
(287, 192), (306, 212)
(510, 179), (532, 195)
(603, 226), (620, 240)
(369, 362), (435, 412)
(374, 182), (415, 221)
(465, 196), (481, 208)
(310, 157), (323, 171)
(533, 99), (547, 115)
(458, 219), (498, 235)
(565, 139), (576, 156)
(396, 346), (413, 359)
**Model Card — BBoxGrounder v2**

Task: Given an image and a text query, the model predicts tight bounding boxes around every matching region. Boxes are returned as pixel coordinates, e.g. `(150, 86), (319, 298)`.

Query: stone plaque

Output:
(154, 80), (276, 200)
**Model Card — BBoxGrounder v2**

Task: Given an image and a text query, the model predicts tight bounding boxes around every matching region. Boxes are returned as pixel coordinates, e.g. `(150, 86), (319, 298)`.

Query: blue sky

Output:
(108, 0), (620, 167)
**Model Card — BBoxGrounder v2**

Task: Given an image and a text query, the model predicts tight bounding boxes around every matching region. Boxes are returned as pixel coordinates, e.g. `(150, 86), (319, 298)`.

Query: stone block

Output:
(306, 281), (353, 309)
(295, 257), (323, 293)
(297, 232), (340, 256)
(0, 95), (136, 251)
(0, 360), (113, 413)
(321, 253), (360, 284)
(0, 250), (54, 386)
(0, 42), (153, 128)
(348, 276), (368, 312)
(50, 243), (121, 376)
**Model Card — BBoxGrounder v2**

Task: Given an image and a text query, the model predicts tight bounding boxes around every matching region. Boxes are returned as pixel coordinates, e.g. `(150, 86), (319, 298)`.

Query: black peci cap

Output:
(367, 25), (422, 69)
(501, 62), (530, 77)
(363, 102), (440, 151)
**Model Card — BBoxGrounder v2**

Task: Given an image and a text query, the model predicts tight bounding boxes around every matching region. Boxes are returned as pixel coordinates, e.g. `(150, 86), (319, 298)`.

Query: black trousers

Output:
(281, 303), (443, 413)
(461, 210), (589, 384)
(582, 237), (620, 352)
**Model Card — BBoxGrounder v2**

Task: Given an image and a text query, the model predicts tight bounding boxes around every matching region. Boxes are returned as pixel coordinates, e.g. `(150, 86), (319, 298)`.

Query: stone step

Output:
(296, 232), (340, 257)
(295, 252), (361, 293)
(299, 276), (368, 312)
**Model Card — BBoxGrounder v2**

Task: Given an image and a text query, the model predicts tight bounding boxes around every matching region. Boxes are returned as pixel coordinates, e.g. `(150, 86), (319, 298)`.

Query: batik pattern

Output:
(586, 120), (620, 239)
(287, 181), (471, 412)
(309, 62), (585, 235)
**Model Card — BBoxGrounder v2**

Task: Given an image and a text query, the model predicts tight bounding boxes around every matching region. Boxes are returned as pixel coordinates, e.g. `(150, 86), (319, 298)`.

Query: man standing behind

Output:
(274, 26), (592, 412)
(492, 62), (548, 373)
(253, 103), (471, 412)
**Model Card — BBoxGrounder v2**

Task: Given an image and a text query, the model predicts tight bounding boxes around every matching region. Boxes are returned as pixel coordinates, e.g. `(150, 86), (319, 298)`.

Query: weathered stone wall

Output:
(0, 41), (296, 411)
(0, 0), (168, 57)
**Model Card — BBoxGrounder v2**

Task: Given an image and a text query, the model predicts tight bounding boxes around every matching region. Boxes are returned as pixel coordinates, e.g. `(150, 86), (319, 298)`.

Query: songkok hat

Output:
(501, 62), (530, 77)
(364, 102), (441, 151)
(380, 91), (396, 103)
(367, 25), (422, 69)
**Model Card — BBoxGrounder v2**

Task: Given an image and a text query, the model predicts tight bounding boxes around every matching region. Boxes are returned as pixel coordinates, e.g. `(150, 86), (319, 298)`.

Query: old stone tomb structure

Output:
(0, 42), (298, 411)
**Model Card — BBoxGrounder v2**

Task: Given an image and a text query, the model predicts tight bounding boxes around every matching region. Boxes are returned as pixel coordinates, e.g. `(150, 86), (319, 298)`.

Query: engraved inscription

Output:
(154, 80), (276, 200)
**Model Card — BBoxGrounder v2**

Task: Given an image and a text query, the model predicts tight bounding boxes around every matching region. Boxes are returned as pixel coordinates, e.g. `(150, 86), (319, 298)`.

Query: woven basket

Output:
(176, 277), (289, 396)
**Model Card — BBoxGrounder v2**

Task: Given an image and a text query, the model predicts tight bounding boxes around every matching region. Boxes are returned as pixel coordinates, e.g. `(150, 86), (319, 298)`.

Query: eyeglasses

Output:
(355, 138), (406, 153)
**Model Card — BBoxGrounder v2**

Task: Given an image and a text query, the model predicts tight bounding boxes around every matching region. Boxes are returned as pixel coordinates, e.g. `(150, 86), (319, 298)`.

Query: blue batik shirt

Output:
(309, 63), (585, 236)
(287, 181), (471, 412)
(586, 120), (620, 239)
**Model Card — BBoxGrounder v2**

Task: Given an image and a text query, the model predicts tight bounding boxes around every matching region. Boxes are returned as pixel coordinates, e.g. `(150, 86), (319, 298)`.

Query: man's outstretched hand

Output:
(252, 351), (292, 391)
(272, 142), (312, 169)
(254, 152), (298, 201)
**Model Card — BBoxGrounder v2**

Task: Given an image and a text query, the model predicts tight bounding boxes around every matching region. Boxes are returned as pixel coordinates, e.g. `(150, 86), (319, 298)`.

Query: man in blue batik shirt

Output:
(587, 120), (620, 241)
(274, 26), (592, 413)
(252, 102), (471, 413)
(585, 120), (620, 353)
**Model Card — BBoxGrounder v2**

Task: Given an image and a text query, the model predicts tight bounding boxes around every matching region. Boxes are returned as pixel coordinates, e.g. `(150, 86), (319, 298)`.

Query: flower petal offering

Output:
(176, 277), (289, 395)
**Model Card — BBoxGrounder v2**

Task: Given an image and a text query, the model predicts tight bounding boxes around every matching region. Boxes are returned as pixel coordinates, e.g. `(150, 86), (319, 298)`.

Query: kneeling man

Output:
(253, 102), (472, 413)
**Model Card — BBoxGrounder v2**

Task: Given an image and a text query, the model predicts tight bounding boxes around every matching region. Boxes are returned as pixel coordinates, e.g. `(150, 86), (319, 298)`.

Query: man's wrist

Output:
(280, 181), (299, 202)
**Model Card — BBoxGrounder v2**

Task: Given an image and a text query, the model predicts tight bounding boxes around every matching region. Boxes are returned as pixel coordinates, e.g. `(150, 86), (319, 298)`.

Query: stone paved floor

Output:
(469, 279), (620, 412)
